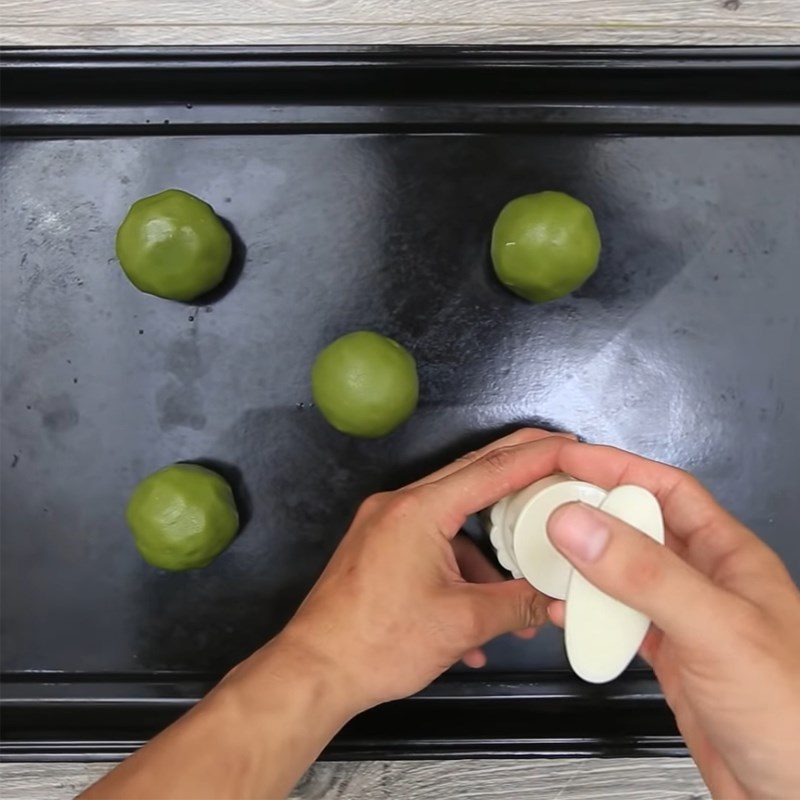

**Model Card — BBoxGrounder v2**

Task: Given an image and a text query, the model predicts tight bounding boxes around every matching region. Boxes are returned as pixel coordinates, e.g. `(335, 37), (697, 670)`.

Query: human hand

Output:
(542, 441), (800, 800)
(84, 431), (799, 800)
(82, 430), (576, 800)
(277, 428), (573, 714)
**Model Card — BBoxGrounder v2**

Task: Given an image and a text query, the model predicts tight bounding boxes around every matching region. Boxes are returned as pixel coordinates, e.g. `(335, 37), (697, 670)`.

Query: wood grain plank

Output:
(2, 22), (799, 46)
(4, 0), (796, 28)
(1, 0), (799, 45)
(0, 763), (113, 800)
(291, 758), (712, 799)
(0, 759), (711, 800)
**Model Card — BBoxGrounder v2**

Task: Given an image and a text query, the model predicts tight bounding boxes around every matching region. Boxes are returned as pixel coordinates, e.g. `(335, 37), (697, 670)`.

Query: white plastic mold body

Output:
(485, 477), (665, 684)
(565, 484), (665, 684)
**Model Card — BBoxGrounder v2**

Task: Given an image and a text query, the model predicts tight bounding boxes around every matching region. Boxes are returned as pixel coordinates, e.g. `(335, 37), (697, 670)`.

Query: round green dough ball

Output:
(491, 191), (601, 303)
(126, 463), (239, 571)
(115, 189), (232, 301)
(311, 331), (419, 438)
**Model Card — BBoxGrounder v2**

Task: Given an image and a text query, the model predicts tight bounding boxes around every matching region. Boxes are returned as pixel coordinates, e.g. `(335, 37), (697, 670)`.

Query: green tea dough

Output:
(311, 331), (418, 438)
(115, 189), (232, 301)
(491, 191), (601, 303)
(126, 464), (239, 570)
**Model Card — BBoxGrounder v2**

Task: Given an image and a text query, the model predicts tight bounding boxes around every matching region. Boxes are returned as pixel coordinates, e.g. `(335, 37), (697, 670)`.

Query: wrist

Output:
(277, 618), (378, 713)
(190, 632), (359, 799)
(220, 627), (361, 730)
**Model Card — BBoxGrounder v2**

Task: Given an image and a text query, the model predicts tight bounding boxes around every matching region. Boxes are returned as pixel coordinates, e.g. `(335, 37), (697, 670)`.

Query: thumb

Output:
(463, 579), (550, 644)
(547, 502), (736, 650)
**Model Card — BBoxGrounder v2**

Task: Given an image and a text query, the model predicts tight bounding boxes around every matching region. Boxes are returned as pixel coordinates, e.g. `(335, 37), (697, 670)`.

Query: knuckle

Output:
(383, 489), (423, 521)
(453, 450), (481, 466)
(517, 591), (535, 629)
(710, 543), (753, 584)
(670, 464), (702, 491)
(481, 446), (515, 477)
(523, 590), (550, 628)
(357, 491), (390, 518)
(714, 541), (788, 590)
(663, 463), (718, 508)
(510, 585), (548, 629)
(709, 598), (777, 662)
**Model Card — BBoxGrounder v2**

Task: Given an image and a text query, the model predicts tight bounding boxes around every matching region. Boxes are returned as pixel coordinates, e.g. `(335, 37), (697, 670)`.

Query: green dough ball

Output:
(311, 331), (419, 438)
(115, 189), (232, 301)
(491, 191), (601, 303)
(126, 463), (239, 571)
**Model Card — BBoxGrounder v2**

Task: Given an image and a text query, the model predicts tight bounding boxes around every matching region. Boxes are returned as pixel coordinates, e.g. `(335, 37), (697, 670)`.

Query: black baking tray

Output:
(1, 46), (799, 762)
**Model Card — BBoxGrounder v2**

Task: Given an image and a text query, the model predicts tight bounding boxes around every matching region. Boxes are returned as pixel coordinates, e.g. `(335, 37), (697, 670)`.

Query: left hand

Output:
(80, 428), (569, 800)
(278, 428), (567, 713)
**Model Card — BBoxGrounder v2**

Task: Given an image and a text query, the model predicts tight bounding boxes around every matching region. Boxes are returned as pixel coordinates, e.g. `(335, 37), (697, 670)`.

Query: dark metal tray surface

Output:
(1, 46), (799, 760)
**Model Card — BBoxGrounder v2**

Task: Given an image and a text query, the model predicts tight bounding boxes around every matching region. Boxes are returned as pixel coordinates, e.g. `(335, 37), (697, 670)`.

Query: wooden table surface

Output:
(2, 0), (799, 45)
(1, 1), (797, 798)
(2, 758), (713, 800)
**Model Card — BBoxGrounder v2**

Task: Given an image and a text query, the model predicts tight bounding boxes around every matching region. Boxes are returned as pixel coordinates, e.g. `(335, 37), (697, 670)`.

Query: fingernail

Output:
(547, 503), (610, 563)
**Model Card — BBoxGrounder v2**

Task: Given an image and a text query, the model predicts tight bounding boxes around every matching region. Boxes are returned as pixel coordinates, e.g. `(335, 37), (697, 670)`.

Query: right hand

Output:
(542, 441), (800, 799)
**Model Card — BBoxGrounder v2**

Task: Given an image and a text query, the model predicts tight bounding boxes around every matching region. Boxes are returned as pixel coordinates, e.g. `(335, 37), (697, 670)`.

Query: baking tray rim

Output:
(2, 43), (798, 761)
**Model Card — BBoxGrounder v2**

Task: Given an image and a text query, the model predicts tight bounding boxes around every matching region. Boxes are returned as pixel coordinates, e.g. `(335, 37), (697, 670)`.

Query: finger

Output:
(419, 435), (775, 592)
(407, 428), (576, 490)
(664, 529), (686, 561)
(452, 537), (542, 640)
(555, 443), (725, 539)
(451, 535), (505, 584)
(553, 443), (768, 579)
(546, 502), (750, 651)
(462, 579), (550, 645)
(461, 648), (487, 669)
(559, 445), (794, 597)
(418, 436), (572, 534)
(638, 626), (664, 666)
(547, 600), (565, 628)
(443, 436), (772, 586)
